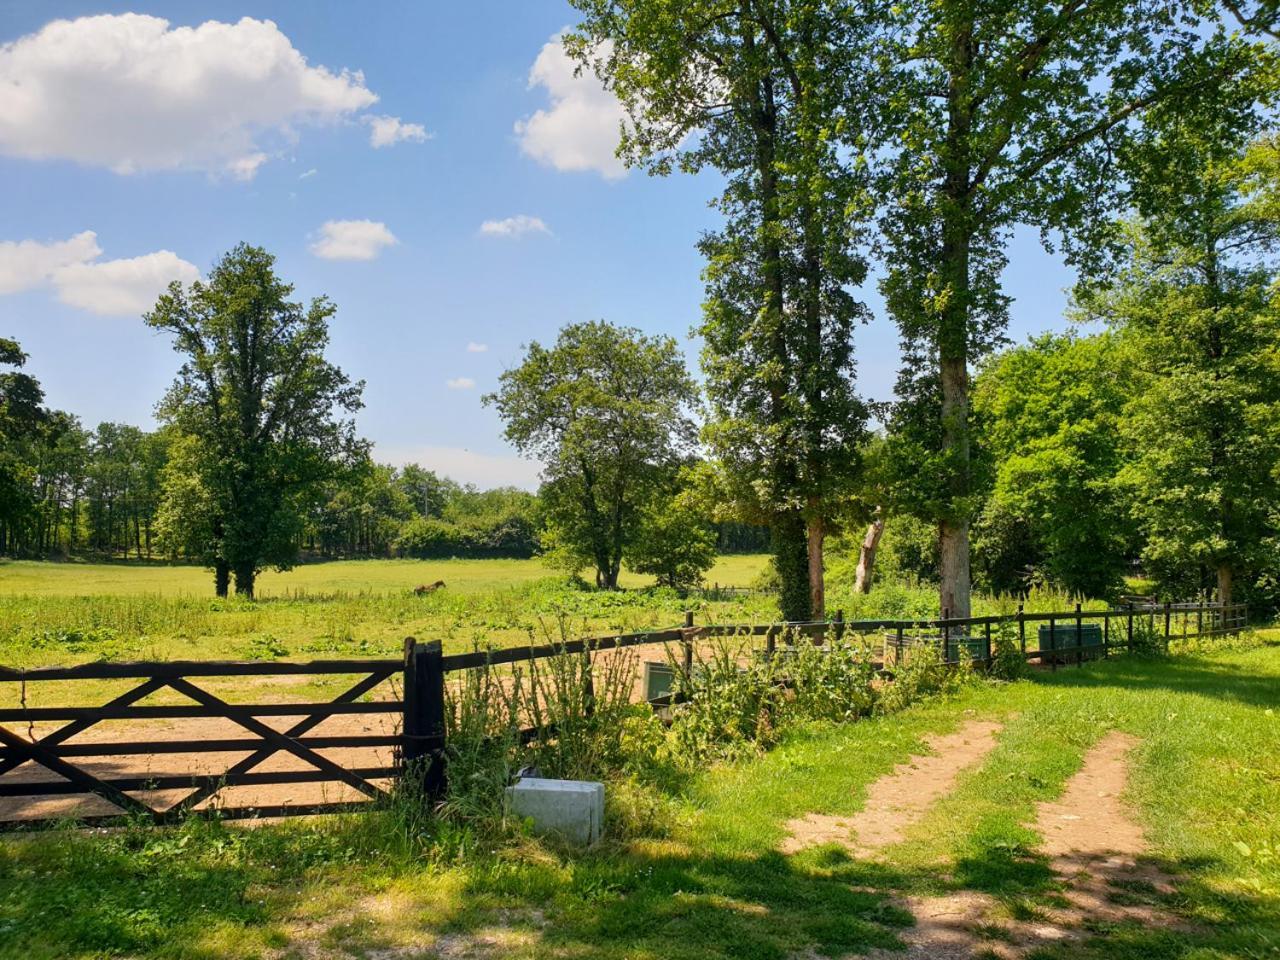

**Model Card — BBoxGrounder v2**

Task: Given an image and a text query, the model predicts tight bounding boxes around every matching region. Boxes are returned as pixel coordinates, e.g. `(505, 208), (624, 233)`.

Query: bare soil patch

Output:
(781, 719), (1003, 855)
(868, 731), (1185, 959)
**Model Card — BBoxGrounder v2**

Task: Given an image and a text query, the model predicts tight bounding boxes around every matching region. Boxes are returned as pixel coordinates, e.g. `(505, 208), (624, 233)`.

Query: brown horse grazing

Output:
(413, 581), (446, 595)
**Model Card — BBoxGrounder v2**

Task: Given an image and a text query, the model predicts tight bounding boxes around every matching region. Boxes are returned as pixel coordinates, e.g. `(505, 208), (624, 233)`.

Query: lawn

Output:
(0, 636), (1276, 959)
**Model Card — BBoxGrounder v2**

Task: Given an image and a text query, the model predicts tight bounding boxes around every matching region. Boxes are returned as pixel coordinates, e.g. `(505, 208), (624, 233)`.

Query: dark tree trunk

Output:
(214, 560), (230, 598)
(1217, 562), (1233, 607)
(234, 564), (255, 599)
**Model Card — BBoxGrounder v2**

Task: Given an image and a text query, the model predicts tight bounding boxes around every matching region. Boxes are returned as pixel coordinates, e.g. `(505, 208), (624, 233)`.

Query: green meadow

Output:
(0, 634), (1275, 959)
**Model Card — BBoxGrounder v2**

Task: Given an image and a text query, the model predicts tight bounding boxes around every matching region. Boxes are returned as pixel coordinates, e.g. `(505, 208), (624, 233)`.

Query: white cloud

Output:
(446, 377), (476, 390)
(515, 34), (628, 180)
(53, 251), (200, 315)
(0, 231), (101, 295)
(377, 444), (543, 490)
(364, 114), (430, 148)
(299, 168), (318, 179)
(479, 214), (550, 238)
(0, 231), (199, 316)
(0, 13), (379, 178)
(309, 220), (397, 261)
(466, 342), (488, 353)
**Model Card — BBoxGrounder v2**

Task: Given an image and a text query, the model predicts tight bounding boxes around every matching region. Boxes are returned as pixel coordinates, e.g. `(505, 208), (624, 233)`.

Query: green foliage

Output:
(568, 1), (873, 620)
(1079, 131), (1280, 607)
(626, 477), (717, 590)
(485, 320), (698, 589)
(971, 333), (1135, 598)
(147, 243), (365, 597)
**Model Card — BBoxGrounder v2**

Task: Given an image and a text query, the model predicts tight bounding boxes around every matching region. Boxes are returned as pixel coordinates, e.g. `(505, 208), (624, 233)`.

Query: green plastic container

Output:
(1037, 623), (1104, 660)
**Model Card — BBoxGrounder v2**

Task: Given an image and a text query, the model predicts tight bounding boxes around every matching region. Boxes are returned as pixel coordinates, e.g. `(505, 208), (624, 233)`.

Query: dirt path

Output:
(870, 730), (1182, 959)
(781, 719), (1004, 855)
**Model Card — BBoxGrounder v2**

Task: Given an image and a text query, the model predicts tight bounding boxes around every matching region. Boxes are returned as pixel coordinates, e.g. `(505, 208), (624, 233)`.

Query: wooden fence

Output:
(0, 600), (1247, 829)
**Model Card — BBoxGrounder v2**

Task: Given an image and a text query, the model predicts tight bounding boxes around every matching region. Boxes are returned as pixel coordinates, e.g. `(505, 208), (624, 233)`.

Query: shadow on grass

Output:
(1031, 645), (1280, 710)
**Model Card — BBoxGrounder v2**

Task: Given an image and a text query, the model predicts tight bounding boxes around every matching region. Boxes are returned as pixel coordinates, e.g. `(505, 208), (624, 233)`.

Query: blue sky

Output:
(0, 2), (1076, 488)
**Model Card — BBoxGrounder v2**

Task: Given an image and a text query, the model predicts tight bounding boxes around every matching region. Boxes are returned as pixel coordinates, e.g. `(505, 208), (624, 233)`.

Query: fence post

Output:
(683, 610), (695, 677)
(894, 622), (904, 668)
(983, 619), (992, 667)
(834, 609), (845, 644)
(1127, 602), (1134, 651)
(403, 637), (447, 802)
(1017, 603), (1025, 656)
(1103, 609), (1110, 658)
(1164, 601), (1172, 646)
(1075, 602), (1083, 669)
(941, 607), (950, 663)
(1048, 614), (1056, 672)
(1197, 602), (1203, 638)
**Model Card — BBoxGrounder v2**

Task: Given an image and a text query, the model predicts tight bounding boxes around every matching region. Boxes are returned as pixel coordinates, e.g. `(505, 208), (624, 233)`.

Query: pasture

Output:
(0, 556), (772, 670)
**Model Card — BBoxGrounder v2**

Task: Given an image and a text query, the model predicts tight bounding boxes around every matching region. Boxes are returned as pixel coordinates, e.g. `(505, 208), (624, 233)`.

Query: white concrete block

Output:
(504, 777), (605, 846)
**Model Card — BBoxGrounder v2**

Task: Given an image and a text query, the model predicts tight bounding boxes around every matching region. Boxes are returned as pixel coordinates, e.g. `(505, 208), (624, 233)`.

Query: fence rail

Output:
(0, 600), (1247, 829)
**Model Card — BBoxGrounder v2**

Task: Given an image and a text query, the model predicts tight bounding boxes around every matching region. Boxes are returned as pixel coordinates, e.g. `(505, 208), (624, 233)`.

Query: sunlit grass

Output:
(0, 637), (1275, 958)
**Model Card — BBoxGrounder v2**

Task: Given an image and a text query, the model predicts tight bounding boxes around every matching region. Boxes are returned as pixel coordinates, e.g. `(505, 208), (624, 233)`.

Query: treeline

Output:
(0, 364), (767, 564)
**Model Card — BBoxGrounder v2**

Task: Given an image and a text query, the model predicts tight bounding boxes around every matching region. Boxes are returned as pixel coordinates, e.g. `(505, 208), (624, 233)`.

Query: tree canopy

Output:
(485, 320), (699, 589)
(146, 244), (365, 597)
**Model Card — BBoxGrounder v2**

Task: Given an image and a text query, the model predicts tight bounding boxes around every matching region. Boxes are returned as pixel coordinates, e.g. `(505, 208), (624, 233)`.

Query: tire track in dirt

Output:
(864, 730), (1185, 959)
(781, 719), (1004, 856)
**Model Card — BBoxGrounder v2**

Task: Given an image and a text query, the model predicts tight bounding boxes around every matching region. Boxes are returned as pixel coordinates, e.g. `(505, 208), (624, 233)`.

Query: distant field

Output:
(0, 554), (770, 598)
(0, 556), (776, 680)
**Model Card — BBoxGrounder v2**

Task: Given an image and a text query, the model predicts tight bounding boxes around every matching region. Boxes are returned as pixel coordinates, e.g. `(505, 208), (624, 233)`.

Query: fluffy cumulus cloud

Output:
(309, 220), (398, 261)
(515, 35), (628, 180)
(479, 214), (550, 238)
(446, 377), (476, 390)
(466, 342), (488, 353)
(364, 114), (430, 148)
(0, 13), (428, 178)
(0, 231), (199, 315)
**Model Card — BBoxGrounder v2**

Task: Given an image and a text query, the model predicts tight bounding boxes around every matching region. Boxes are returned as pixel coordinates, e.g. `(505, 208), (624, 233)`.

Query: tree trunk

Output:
(937, 16), (975, 622)
(214, 559), (230, 598)
(854, 515), (885, 594)
(939, 517), (971, 620)
(807, 512), (825, 619)
(1217, 561), (1233, 607)
(233, 564), (255, 599)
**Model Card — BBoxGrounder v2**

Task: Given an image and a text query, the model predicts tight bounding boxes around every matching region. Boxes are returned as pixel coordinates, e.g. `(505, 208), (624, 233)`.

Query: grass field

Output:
(0, 555), (772, 598)
(0, 636), (1275, 959)
(0, 556), (773, 672)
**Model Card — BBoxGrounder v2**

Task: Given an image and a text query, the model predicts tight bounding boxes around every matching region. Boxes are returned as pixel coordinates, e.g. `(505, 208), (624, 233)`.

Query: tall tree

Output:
(147, 245), (365, 597)
(1077, 128), (1280, 605)
(875, 1), (1269, 617)
(569, 0), (872, 619)
(0, 338), (46, 553)
(485, 320), (698, 589)
(971, 332), (1134, 598)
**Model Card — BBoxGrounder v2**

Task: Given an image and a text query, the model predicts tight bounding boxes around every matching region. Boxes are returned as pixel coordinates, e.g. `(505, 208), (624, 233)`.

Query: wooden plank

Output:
(4, 734), (410, 758)
(162, 677), (388, 804)
(0, 676), (166, 777)
(0, 701), (402, 722)
(163, 678), (390, 799)
(441, 629), (684, 671)
(0, 660), (401, 682)
(0, 766), (401, 796)
(0, 724), (156, 819)
(165, 669), (402, 816)
(0, 799), (378, 831)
